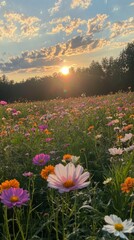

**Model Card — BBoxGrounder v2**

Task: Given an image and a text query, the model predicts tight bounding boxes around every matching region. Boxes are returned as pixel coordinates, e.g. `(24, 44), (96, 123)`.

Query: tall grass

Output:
(0, 91), (134, 239)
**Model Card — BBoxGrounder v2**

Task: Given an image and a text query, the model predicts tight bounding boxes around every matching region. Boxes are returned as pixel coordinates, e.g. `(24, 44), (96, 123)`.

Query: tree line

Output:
(0, 42), (134, 102)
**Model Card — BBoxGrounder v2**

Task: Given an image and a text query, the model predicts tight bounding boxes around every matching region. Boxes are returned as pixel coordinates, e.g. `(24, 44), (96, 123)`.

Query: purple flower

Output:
(1, 187), (30, 208)
(47, 163), (90, 193)
(32, 153), (50, 166)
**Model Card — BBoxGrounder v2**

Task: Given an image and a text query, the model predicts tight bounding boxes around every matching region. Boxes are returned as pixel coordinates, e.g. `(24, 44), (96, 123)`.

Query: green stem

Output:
(130, 201), (133, 219)
(25, 178), (34, 239)
(14, 208), (25, 240)
(84, 153), (88, 170)
(49, 189), (59, 240)
(3, 207), (11, 240)
(12, 210), (16, 240)
(74, 191), (77, 235)
(62, 196), (66, 240)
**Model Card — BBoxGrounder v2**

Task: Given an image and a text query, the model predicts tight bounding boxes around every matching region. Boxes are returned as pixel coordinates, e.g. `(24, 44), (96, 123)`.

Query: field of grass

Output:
(0, 91), (134, 240)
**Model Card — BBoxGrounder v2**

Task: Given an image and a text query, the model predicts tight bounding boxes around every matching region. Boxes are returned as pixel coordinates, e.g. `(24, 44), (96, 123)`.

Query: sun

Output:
(60, 67), (69, 75)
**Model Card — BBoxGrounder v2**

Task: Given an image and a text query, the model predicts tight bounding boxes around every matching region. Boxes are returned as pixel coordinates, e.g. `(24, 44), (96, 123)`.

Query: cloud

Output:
(0, 12), (41, 41)
(71, 0), (92, 9)
(129, 2), (134, 6)
(110, 17), (134, 39)
(48, 0), (62, 16)
(0, 54), (62, 72)
(0, 22), (17, 40)
(0, 34), (109, 73)
(3, 14), (134, 74)
(0, 1), (6, 8)
(109, 41), (129, 49)
(49, 16), (71, 24)
(50, 18), (86, 35)
(87, 14), (108, 36)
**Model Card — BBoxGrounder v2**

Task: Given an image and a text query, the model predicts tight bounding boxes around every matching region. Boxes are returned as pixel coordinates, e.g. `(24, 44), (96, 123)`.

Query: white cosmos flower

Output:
(102, 214), (134, 239)
(121, 133), (133, 143)
(108, 147), (123, 155)
(124, 144), (134, 152)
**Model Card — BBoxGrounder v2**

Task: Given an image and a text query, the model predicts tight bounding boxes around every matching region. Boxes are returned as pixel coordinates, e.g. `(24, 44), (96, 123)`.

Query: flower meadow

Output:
(0, 91), (134, 240)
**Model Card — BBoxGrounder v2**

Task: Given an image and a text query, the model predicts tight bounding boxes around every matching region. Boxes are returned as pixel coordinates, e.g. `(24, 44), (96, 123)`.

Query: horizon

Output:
(0, 0), (134, 82)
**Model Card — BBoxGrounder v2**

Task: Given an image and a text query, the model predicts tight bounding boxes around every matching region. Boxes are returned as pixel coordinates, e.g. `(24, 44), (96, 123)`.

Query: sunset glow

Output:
(0, 1), (134, 82)
(60, 67), (70, 75)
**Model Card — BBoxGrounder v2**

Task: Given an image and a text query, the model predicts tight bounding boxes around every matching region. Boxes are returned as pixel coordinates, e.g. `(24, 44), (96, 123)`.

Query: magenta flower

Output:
(11, 108), (17, 113)
(38, 125), (48, 131)
(0, 100), (7, 106)
(47, 163), (90, 193)
(0, 187), (30, 208)
(32, 153), (50, 166)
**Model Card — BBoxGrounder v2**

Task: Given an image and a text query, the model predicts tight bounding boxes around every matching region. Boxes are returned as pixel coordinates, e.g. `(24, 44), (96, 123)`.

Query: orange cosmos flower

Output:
(0, 130), (7, 137)
(129, 115), (134, 119)
(10, 129), (15, 134)
(44, 129), (52, 135)
(41, 165), (55, 180)
(0, 179), (20, 193)
(18, 121), (23, 125)
(121, 177), (134, 193)
(117, 135), (123, 140)
(88, 125), (94, 131)
(63, 154), (72, 161)
(122, 124), (133, 131)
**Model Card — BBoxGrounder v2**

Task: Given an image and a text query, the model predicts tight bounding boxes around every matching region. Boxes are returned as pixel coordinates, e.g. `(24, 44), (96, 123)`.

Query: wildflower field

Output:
(0, 91), (134, 240)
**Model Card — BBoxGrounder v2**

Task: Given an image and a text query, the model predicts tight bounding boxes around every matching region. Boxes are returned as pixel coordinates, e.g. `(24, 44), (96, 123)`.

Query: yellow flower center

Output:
(39, 159), (44, 163)
(114, 223), (124, 231)
(10, 195), (19, 202)
(63, 180), (75, 188)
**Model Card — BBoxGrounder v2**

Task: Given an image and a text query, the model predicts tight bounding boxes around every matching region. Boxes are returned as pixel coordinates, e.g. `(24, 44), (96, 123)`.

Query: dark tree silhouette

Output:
(0, 41), (134, 102)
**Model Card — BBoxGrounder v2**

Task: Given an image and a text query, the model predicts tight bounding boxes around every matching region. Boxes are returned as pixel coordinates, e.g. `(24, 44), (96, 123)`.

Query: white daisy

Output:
(102, 214), (134, 239)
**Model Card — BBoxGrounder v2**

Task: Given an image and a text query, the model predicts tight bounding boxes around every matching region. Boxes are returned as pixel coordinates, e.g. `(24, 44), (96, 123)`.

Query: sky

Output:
(0, 0), (134, 82)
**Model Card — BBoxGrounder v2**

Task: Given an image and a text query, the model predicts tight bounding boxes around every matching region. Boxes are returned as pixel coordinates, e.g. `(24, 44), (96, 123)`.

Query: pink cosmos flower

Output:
(0, 100), (7, 106)
(45, 138), (54, 142)
(22, 172), (33, 177)
(32, 153), (50, 166)
(120, 133), (133, 143)
(107, 119), (119, 126)
(0, 187), (30, 208)
(12, 110), (21, 116)
(31, 128), (36, 132)
(47, 163), (90, 193)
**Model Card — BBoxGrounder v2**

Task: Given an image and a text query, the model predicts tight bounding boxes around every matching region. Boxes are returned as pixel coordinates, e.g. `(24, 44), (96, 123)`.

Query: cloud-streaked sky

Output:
(0, 0), (134, 82)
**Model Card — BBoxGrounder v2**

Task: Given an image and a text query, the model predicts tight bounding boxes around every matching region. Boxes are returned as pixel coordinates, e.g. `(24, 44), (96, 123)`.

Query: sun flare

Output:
(60, 67), (69, 75)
